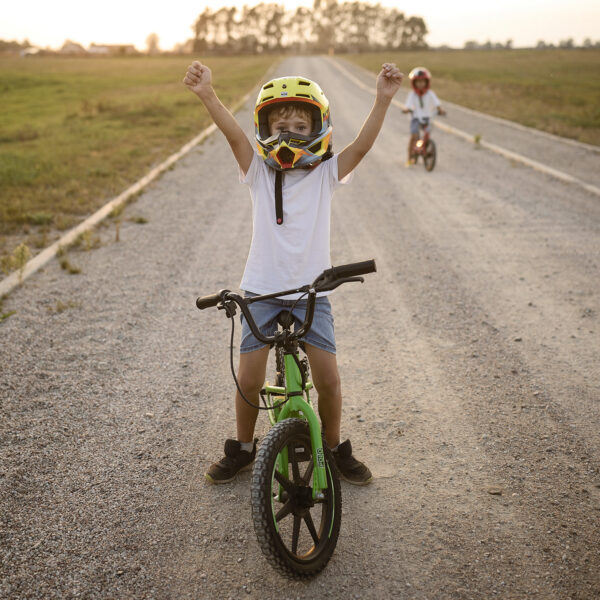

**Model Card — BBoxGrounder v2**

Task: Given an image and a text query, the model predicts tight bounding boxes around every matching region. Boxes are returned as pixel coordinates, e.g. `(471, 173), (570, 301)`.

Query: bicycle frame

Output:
(262, 350), (327, 500)
(218, 289), (329, 499)
(196, 259), (376, 576)
(412, 118), (431, 156)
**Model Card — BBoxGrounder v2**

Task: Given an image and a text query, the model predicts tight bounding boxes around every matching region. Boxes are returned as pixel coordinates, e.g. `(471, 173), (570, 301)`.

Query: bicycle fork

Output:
(263, 352), (328, 500)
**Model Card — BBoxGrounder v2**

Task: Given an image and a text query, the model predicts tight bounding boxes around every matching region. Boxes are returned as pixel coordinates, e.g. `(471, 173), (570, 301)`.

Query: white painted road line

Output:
(329, 58), (600, 198)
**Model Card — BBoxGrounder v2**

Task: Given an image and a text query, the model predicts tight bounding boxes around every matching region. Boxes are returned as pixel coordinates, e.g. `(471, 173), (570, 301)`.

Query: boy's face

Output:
(415, 78), (427, 90)
(268, 107), (313, 136)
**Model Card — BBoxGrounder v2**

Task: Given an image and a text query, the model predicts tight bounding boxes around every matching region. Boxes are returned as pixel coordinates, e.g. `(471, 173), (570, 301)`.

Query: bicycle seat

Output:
(276, 311), (295, 329)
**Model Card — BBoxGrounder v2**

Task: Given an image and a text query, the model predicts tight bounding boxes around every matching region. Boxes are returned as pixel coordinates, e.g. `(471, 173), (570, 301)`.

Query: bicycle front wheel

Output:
(251, 418), (342, 578)
(424, 139), (437, 171)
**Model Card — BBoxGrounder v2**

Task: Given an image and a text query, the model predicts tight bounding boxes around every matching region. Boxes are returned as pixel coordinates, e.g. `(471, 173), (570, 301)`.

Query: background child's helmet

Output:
(408, 67), (431, 96)
(254, 76), (333, 171)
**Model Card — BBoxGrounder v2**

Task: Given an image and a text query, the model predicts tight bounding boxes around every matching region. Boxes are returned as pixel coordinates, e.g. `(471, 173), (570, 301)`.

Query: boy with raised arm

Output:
(184, 60), (403, 485)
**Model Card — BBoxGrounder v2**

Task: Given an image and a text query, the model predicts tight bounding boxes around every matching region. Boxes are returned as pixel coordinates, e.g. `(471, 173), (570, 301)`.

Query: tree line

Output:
(191, 1), (428, 54)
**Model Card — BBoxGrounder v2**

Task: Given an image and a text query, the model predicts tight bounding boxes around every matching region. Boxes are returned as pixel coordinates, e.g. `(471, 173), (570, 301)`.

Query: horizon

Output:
(2, 0), (599, 52)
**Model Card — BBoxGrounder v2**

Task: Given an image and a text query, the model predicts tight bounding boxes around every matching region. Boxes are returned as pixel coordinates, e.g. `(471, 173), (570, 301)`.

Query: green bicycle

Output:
(196, 259), (377, 577)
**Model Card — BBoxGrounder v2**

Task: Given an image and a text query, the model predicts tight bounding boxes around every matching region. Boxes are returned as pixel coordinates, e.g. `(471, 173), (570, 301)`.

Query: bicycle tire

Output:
(424, 139), (436, 171)
(251, 418), (342, 578)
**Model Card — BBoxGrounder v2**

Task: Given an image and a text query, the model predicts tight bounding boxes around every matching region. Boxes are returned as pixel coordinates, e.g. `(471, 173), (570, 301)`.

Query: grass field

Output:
(0, 54), (277, 271)
(345, 49), (600, 146)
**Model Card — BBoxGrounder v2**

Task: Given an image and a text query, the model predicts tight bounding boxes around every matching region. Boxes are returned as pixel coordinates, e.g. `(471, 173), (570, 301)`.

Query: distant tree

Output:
(559, 38), (574, 48)
(0, 39), (29, 54)
(536, 40), (546, 49)
(582, 37), (592, 48)
(505, 38), (513, 49)
(193, 8), (212, 52)
(464, 40), (478, 50)
(146, 33), (160, 54)
(401, 16), (428, 49)
(189, 1), (429, 55)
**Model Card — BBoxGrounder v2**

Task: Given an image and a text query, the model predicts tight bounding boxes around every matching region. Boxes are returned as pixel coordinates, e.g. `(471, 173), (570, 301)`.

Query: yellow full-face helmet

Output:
(254, 76), (333, 171)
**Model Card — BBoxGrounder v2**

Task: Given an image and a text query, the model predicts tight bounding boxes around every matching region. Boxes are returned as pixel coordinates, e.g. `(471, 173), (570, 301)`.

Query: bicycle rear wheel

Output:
(424, 139), (436, 171)
(251, 418), (341, 578)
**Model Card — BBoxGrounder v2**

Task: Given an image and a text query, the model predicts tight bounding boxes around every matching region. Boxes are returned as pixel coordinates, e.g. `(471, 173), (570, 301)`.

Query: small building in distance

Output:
(60, 40), (87, 55)
(88, 43), (139, 56)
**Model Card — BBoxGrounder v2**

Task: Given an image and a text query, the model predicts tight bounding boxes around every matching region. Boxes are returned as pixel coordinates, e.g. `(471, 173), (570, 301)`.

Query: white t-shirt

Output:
(405, 89), (441, 120)
(239, 152), (352, 297)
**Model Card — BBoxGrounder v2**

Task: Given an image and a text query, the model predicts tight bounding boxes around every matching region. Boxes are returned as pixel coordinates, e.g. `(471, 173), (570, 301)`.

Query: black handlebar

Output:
(320, 259), (376, 281)
(195, 259), (377, 343)
(196, 292), (222, 310)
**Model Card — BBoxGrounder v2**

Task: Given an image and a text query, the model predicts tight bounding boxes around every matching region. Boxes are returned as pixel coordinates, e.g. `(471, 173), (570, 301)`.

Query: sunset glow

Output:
(1, 0), (599, 51)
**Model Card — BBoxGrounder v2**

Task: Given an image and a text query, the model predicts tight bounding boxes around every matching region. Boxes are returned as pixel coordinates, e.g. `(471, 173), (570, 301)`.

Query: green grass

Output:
(344, 49), (600, 146)
(0, 54), (277, 266)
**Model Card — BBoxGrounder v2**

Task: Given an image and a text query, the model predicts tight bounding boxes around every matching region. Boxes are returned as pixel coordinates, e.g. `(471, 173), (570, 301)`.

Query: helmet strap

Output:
(274, 146), (332, 225)
(275, 170), (284, 225)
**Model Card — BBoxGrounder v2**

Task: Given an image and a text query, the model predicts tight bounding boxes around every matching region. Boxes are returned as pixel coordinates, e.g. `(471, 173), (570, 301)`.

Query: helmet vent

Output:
(263, 82), (274, 89)
(295, 93), (310, 98)
(298, 80), (311, 86)
(262, 95), (274, 101)
(277, 147), (295, 167)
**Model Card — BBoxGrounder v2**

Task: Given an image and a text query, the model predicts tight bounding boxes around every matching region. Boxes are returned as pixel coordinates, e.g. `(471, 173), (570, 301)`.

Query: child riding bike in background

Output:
(183, 60), (403, 486)
(402, 67), (446, 166)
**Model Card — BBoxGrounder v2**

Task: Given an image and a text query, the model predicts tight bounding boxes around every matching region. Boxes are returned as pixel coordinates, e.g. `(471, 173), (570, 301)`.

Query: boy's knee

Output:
(315, 370), (341, 398)
(237, 370), (264, 396)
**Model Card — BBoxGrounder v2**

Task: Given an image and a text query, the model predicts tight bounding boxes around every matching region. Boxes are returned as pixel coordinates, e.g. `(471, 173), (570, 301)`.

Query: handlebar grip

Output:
(196, 293), (221, 310)
(328, 259), (377, 279)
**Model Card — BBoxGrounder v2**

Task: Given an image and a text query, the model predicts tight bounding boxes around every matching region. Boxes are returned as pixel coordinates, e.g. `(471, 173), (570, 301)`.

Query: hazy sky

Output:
(2, 0), (598, 50)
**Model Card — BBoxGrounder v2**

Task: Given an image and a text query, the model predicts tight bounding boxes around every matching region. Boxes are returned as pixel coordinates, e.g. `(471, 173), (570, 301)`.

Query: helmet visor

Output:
(261, 130), (314, 149)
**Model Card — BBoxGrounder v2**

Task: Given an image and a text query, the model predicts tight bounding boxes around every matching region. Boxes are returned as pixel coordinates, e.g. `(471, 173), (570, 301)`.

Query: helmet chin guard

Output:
(254, 76), (333, 171)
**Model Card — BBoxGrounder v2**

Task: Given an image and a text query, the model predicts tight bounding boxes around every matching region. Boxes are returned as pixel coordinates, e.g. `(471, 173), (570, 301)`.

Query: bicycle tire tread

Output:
(251, 419), (341, 578)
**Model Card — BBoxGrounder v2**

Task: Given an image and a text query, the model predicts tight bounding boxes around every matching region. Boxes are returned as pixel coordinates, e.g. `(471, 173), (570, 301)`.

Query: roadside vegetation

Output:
(346, 49), (600, 146)
(0, 54), (276, 271)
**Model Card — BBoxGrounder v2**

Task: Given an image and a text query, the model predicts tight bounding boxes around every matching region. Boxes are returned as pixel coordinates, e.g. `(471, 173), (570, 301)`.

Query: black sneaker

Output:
(332, 439), (373, 485)
(205, 439), (257, 484)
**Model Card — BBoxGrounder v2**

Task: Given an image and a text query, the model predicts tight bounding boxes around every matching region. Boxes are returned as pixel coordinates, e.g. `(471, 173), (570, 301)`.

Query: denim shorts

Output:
(240, 292), (336, 354)
(410, 117), (431, 135)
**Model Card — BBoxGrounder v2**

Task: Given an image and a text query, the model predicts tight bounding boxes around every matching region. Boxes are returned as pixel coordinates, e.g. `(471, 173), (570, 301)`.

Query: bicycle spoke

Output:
(302, 459), (314, 484)
(304, 512), (319, 545)
(292, 515), (301, 554)
(275, 500), (293, 523)
(274, 470), (294, 493)
(289, 442), (301, 482)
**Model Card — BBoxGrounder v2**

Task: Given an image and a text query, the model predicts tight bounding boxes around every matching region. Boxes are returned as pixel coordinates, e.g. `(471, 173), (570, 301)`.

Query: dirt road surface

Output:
(1, 56), (599, 599)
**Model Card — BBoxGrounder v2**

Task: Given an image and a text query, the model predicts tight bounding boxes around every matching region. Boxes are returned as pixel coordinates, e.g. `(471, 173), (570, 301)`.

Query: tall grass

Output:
(0, 55), (276, 255)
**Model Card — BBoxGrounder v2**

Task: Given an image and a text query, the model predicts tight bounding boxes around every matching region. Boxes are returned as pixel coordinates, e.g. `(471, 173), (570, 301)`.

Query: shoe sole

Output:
(338, 474), (373, 486)
(204, 461), (254, 485)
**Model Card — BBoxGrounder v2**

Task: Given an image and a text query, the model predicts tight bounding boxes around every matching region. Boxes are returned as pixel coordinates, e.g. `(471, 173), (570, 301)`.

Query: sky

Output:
(2, 0), (599, 51)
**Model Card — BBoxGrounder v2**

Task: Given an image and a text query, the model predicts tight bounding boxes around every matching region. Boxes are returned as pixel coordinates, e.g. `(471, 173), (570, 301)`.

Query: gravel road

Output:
(1, 56), (599, 599)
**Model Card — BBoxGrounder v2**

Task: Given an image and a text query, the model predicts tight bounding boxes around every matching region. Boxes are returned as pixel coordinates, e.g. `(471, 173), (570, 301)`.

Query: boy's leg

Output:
(235, 346), (270, 442)
(304, 343), (372, 485)
(303, 343), (342, 448)
(407, 134), (417, 162)
(205, 346), (269, 484)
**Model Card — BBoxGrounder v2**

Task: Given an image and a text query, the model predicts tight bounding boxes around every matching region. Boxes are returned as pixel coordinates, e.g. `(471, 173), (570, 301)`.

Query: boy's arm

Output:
(337, 63), (403, 181)
(430, 90), (446, 116)
(183, 60), (254, 175)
